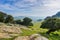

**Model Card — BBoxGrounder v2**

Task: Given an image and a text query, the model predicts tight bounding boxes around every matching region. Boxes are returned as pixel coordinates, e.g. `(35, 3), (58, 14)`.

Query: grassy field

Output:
(20, 22), (48, 36)
(21, 21), (60, 40)
(32, 22), (60, 40)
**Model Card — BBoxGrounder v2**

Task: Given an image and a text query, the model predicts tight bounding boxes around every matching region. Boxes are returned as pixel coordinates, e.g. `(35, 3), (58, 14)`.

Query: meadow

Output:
(21, 21), (60, 40)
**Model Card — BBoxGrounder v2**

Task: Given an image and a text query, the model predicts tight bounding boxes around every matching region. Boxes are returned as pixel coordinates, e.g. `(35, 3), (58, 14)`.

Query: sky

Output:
(0, 0), (60, 18)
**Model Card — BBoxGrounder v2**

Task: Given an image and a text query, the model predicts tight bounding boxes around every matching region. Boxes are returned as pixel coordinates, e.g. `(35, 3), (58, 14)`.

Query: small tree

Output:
(14, 20), (22, 24)
(40, 18), (60, 34)
(5, 15), (14, 23)
(22, 17), (33, 26)
(0, 12), (7, 22)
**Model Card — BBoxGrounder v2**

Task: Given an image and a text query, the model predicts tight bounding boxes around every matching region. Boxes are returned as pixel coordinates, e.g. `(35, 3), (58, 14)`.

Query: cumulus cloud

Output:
(0, 0), (60, 17)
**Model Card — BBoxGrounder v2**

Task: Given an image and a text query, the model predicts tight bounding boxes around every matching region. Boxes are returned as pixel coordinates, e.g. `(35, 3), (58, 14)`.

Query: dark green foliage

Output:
(14, 17), (33, 26)
(22, 17), (33, 26)
(0, 11), (33, 26)
(14, 20), (22, 24)
(0, 12), (7, 22)
(40, 17), (60, 34)
(29, 23), (33, 26)
(5, 15), (14, 23)
(0, 12), (14, 23)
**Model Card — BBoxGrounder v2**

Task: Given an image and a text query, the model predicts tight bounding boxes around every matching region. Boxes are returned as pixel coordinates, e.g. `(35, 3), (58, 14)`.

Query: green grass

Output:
(49, 34), (60, 40)
(20, 21), (60, 40)
(20, 28), (37, 36)
(29, 22), (48, 33)
(40, 33), (60, 40)
(20, 22), (48, 36)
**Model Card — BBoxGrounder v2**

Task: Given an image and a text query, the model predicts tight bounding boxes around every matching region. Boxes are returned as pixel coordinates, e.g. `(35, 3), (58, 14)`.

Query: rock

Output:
(14, 36), (29, 40)
(34, 36), (48, 40)
(9, 34), (19, 37)
(0, 26), (22, 34)
(29, 34), (48, 40)
(14, 34), (48, 40)
(0, 33), (12, 38)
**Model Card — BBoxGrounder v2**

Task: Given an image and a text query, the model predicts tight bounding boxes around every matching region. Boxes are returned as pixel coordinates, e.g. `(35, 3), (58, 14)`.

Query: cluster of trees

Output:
(40, 17), (60, 34)
(0, 12), (14, 23)
(0, 12), (33, 26)
(15, 17), (33, 26)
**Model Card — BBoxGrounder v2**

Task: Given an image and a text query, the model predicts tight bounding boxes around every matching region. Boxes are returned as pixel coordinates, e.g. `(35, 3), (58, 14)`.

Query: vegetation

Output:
(22, 17), (33, 26)
(14, 17), (33, 26)
(41, 17), (60, 34)
(0, 12), (7, 22)
(0, 11), (60, 40)
(0, 12), (14, 23)
(20, 22), (60, 40)
(0, 11), (33, 26)
(14, 20), (22, 24)
(5, 15), (14, 23)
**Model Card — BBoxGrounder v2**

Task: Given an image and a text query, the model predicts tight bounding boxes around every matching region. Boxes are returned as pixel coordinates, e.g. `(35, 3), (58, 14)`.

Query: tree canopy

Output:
(40, 17), (60, 34)
(5, 15), (14, 23)
(0, 12), (14, 23)
(22, 17), (33, 26)
(0, 12), (7, 22)
(0, 11), (33, 26)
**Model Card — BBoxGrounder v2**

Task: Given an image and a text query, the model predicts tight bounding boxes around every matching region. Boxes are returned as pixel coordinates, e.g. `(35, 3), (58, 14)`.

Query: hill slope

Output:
(52, 12), (60, 18)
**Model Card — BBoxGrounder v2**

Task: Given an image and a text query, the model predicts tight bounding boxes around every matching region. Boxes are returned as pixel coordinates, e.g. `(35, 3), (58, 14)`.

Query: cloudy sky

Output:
(0, 0), (60, 18)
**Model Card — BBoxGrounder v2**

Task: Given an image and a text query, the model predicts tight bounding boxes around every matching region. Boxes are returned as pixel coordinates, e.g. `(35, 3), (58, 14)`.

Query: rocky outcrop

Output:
(0, 33), (11, 38)
(14, 36), (29, 40)
(0, 23), (48, 40)
(0, 23), (22, 38)
(14, 34), (48, 40)
(0, 26), (22, 34)
(29, 34), (48, 40)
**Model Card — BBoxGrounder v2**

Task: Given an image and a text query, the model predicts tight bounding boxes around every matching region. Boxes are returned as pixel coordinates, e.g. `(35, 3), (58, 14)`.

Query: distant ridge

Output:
(52, 12), (60, 18)
(14, 16), (43, 21)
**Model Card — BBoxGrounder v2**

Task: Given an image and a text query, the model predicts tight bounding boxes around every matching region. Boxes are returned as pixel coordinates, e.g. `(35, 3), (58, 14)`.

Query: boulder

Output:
(29, 34), (48, 40)
(14, 36), (29, 40)
(0, 26), (22, 34)
(14, 34), (48, 40)
(0, 33), (11, 38)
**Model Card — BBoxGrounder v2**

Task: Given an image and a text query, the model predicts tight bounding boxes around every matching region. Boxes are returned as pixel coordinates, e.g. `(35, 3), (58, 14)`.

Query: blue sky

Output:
(0, 0), (60, 18)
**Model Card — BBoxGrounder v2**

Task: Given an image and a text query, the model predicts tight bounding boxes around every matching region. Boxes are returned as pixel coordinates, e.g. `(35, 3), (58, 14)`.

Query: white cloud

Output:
(43, 0), (60, 9)
(14, 0), (40, 8)
(0, 0), (60, 17)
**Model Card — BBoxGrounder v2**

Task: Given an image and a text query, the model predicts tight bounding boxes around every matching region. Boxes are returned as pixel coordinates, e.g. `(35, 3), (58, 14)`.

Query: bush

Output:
(40, 17), (60, 34)
(22, 17), (33, 26)
(14, 20), (22, 24)
(5, 15), (14, 23)
(0, 12), (7, 22)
